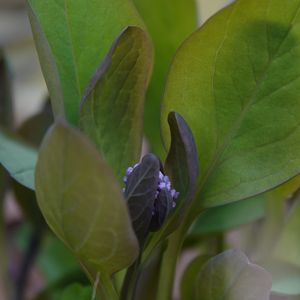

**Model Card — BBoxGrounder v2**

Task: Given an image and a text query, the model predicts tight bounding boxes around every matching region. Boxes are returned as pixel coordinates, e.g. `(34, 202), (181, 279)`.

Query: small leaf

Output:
(27, 0), (145, 124)
(150, 112), (198, 238)
(162, 0), (300, 209)
(192, 195), (266, 235)
(165, 112), (198, 217)
(0, 130), (37, 190)
(80, 26), (153, 181)
(196, 249), (272, 300)
(35, 121), (139, 275)
(133, 0), (198, 156)
(125, 154), (160, 245)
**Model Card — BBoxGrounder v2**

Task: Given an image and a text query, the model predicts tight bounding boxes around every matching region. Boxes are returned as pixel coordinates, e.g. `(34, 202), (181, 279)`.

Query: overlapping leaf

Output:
(80, 26), (153, 181)
(35, 121), (139, 275)
(27, 0), (144, 124)
(162, 0), (300, 209)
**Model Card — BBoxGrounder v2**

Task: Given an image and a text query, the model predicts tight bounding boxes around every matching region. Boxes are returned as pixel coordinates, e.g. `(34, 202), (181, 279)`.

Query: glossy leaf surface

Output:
(35, 121), (139, 275)
(0, 131), (37, 190)
(80, 26), (153, 181)
(133, 0), (197, 156)
(27, 0), (144, 124)
(125, 154), (160, 244)
(196, 249), (272, 300)
(162, 0), (300, 208)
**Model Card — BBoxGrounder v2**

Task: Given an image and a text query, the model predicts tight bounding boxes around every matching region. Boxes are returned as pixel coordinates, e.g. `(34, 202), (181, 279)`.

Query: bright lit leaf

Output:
(162, 0), (300, 209)
(27, 0), (144, 124)
(80, 26), (153, 181)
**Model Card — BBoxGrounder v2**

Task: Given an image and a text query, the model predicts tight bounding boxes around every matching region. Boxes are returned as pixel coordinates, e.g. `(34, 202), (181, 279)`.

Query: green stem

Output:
(98, 273), (119, 300)
(156, 228), (184, 300)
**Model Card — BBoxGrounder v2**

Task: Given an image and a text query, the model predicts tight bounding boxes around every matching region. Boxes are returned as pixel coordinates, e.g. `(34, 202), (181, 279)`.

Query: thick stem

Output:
(120, 254), (142, 300)
(99, 273), (119, 300)
(156, 229), (183, 300)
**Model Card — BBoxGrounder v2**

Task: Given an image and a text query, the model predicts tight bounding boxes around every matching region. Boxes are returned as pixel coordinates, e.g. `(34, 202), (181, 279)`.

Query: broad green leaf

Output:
(192, 195), (265, 234)
(162, 0), (300, 208)
(125, 154), (160, 245)
(181, 255), (211, 300)
(61, 284), (92, 300)
(0, 130), (37, 190)
(133, 0), (197, 157)
(27, 0), (144, 124)
(35, 121), (139, 275)
(80, 26), (153, 181)
(196, 249), (272, 300)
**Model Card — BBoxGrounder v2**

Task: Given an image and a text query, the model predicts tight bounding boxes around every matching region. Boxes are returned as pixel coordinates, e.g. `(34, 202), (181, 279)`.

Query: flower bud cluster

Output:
(123, 163), (179, 207)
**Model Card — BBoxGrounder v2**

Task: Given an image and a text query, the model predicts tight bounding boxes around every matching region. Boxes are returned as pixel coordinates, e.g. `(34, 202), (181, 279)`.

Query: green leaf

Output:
(133, 0), (197, 157)
(125, 153), (160, 245)
(181, 255), (211, 300)
(0, 130), (37, 190)
(164, 112), (199, 229)
(80, 26), (153, 181)
(61, 284), (92, 300)
(27, 0), (144, 124)
(196, 249), (272, 300)
(192, 195), (265, 235)
(35, 121), (139, 275)
(161, 0), (300, 209)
